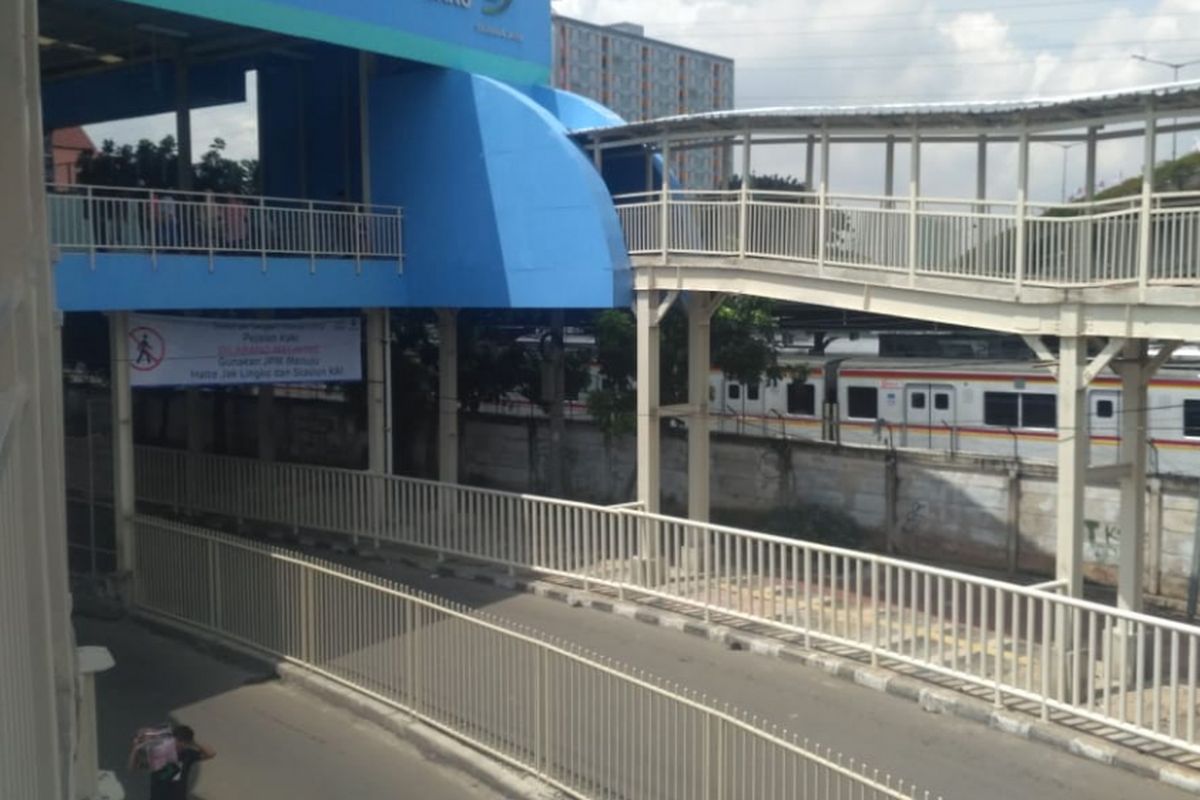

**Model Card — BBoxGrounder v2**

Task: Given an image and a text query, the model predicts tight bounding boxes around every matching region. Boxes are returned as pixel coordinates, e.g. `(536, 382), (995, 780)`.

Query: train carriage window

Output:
(787, 382), (816, 416)
(1096, 400), (1114, 419)
(1021, 393), (1057, 430)
(934, 393), (950, 411)
(1185, 400), (1200, 438)
(847, 387), (878, 420)
(911, 392), (927, 410)
(984, 392), (1019, 427)
(747, 384), (761, 401)
(728, 384), (741, 401)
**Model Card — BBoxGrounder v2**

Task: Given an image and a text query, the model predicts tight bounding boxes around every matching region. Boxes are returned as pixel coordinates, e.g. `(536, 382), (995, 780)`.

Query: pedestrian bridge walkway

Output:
(584, 81), (1200, 340)
(76, 443), (1200, 766)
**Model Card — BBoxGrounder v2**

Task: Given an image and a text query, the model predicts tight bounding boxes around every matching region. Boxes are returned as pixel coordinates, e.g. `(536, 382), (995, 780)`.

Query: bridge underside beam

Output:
(634, 259), (1200, 340)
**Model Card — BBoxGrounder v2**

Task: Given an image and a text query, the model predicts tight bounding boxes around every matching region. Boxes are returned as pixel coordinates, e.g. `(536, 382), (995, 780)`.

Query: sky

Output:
(86, 0), (1200, 201)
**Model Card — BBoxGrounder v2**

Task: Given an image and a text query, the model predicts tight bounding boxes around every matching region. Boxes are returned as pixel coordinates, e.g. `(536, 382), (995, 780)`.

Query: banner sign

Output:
(127, 314), (362, 387)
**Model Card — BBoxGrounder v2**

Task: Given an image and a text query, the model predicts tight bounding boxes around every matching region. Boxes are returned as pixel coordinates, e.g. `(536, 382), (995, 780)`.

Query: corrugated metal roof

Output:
(577, 79), (1200, 140)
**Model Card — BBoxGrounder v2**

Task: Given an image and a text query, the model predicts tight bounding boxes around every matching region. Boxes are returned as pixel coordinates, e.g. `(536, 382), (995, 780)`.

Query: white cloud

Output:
(556, 0), (1200, 200)
(85, 71), (258, 162)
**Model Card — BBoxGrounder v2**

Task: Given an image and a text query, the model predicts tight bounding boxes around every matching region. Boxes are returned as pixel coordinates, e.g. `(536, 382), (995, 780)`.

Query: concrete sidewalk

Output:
(75, 614), (509, 800)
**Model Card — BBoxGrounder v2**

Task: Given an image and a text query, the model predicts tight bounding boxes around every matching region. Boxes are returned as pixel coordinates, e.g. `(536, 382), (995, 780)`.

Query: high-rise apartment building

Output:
(552, 16), (735, 189)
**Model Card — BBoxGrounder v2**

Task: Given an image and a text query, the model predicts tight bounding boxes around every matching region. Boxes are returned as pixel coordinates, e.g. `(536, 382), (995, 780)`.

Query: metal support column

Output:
(109, 312), (136, 583)
(636, 290), (662, 514)
(366, 308), (389, 474)
(908, 130), (921, 285)
(687, 293), (721, 522)
(1138, 111), (1158, 299)
(1056, 327), (1087, 597)
(1116, 340), (1150, 612)
(175, 55), (193, 190)
(437, 309), (459, 484)
(804, 134), (815, 190)
(884, 135), (895, 199)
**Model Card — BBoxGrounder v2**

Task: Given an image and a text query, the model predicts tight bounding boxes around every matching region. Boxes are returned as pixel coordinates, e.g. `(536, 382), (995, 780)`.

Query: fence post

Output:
(908, 128), (921, 286)
(817, 130), (829, 274)
(301, 567), (313, 663)
(535, 648), (547, 774)
(870, 560), (880, 666)
(87, 185), (96, 270)
(308, 200), (317, 275)
(738, 130), (751, 258)
(206, 191), (215, 273)
(354, 203), (363, 275)
(1015, 128), (1029, 293)
(260, 196), (268, 273)
(1137, 109), (1157, 300)
(660, 138), (671, 263)
(397, 208), (405, 275)
(149, 190), (157, 271)
(207, 538), (221, 629)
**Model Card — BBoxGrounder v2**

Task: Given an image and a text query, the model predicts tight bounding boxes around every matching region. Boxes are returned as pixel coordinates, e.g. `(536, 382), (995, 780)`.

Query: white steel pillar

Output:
(686, 293), (720, 522)
(907, 130), (921, 284)
(975, 134), (988, 201)
(1138, 111), (1158, 299)
(804, 134), (816, 190)
(437, 309), (459, 484)
(884, 135), (895, 199)
(366, 308), (390, 474)
(1116, 340), (1150, 612)
(108, 312), (136, 580)
(636, 290), (662, 513)
(1056, 328), (1088, 597)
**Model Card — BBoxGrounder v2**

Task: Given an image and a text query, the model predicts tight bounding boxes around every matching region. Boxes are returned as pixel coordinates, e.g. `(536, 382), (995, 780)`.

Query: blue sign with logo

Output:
(125, 0), (551, 84)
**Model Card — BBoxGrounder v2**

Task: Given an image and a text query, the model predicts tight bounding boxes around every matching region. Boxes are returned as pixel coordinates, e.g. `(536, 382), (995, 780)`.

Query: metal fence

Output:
(133, 517), (933, 800)
(46, 184), (404, 270)
(614, 189), (1200, 290)
(125, 445), (1200, 758)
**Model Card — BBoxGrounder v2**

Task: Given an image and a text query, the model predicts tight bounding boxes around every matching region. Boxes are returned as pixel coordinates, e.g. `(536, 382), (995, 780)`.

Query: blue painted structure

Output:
(122, 0), (550, 84)
(48, 1), (634, 313)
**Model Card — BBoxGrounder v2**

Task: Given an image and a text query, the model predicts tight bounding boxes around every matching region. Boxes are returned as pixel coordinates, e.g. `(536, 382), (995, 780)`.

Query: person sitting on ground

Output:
(129, 724), (216, 800)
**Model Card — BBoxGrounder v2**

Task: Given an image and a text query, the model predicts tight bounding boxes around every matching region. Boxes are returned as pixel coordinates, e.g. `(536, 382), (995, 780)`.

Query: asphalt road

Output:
(344, 555), (1198, 800)
(75, 615), (508, 800)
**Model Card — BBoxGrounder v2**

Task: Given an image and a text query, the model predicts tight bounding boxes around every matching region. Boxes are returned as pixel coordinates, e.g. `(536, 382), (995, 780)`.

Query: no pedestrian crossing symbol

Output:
(128, 326), (166, 372)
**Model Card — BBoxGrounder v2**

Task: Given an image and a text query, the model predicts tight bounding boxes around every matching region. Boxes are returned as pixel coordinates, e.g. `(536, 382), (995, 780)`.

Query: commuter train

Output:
(482, 356), (1200, 477)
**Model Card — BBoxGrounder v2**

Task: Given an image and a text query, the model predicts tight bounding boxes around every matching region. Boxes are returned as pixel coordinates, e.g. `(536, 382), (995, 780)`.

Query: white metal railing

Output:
(133, 517), (934, 800)
(126, 446), (1200, 757)
(46, 184), (404, 270)
(614, 189), (1200, 289)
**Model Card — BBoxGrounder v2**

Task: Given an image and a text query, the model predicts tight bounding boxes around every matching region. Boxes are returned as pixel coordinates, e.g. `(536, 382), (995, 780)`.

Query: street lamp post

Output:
(1049, 142), (1081, 203)
(1131, 53), (1200, 161)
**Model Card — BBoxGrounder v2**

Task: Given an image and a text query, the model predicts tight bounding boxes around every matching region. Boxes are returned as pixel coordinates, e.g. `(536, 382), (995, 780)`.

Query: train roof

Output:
(838, 358), (1048, 374)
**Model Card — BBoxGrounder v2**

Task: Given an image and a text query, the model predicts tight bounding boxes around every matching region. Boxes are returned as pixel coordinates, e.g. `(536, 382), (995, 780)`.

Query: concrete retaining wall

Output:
(460, 414), (1200, 602)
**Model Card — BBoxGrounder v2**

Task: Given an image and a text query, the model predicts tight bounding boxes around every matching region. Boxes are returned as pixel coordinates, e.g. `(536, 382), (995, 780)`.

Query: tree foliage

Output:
(586, 297), (786, 437)
(77, 136), (260, 194)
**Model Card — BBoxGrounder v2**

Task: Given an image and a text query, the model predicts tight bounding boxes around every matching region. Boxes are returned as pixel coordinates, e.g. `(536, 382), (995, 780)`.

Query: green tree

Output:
(77, 136), (259, 194)
(586, 297), (787, 437)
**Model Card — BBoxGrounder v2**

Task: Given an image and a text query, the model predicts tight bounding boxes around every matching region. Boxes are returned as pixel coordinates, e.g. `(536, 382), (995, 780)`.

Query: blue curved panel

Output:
(525, 85), (626, 132)
(369, 69), (630, 309)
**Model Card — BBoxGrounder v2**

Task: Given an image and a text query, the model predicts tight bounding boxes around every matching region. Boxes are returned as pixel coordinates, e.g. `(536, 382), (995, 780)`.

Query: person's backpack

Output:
(133, 725), (179, 779)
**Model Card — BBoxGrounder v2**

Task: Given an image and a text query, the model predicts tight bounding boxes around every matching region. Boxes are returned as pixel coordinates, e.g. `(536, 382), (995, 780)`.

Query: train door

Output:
(903, 384), (956, 448)
(1089, 390), (1121, 465)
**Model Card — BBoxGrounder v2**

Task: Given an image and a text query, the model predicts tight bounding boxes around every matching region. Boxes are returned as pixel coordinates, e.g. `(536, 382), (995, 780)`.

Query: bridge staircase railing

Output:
(133, 516), (934, 800)
(613, 189), (1200, 291)
(119, 444), (1200, 758)
(45, 184), (404, 271)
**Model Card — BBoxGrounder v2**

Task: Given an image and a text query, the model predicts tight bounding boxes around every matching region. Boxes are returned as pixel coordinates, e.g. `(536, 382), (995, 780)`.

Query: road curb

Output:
(368, 550), (1200, 796)
(127, 610), (565, 800)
